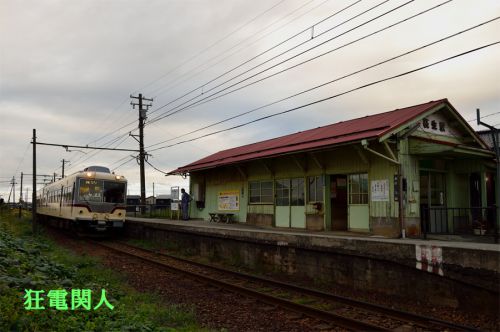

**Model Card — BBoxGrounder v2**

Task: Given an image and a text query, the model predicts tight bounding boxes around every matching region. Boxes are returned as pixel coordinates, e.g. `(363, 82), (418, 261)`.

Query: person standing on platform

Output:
(180, 188), (192, 220)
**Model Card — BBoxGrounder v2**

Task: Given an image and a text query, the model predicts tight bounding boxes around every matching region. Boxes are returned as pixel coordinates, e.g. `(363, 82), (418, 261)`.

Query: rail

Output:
(90, 240), (478, 331)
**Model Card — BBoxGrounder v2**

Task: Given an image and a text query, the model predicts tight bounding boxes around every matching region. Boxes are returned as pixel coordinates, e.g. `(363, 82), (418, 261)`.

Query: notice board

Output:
(218, 190), (240, 211)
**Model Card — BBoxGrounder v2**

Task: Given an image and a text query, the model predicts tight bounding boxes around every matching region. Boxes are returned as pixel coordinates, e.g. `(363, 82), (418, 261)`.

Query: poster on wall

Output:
(218, 190), (240, 211)
(371, 179), (389, 201)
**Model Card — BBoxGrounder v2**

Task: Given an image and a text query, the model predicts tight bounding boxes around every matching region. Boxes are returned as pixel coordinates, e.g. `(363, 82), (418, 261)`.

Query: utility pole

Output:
(32, 129), (37, 234)
(61, 159), (70, 178)
(477, 109), (500, 243)
(130, 93), (153, 212)
(19, 172), (23, 218)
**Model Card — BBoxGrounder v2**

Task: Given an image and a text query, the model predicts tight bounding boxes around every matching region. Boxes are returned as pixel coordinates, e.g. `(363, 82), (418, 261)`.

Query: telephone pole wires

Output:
(130, 93), (153, 211)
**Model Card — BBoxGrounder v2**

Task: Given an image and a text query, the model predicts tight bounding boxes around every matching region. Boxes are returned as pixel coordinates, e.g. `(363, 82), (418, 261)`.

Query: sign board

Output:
(218, 190), (239, 211)
(371, 179), (389, 202)
(170, 202), (179, 211)
(171, 186), (179, 200)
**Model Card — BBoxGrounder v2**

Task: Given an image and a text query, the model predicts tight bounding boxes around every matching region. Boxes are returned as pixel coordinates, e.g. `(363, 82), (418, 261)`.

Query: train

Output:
(36, 166), (127, 232)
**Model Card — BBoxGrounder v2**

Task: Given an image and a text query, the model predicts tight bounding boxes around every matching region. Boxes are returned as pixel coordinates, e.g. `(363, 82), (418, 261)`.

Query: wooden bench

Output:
(208, 213), (235, 223)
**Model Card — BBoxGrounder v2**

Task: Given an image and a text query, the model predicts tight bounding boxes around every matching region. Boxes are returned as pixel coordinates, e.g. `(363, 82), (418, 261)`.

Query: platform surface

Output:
(126, 217), (500, 252)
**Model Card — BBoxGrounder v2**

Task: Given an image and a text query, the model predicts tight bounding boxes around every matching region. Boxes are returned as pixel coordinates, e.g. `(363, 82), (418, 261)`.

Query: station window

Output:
(307, 175), (324, 202)
(275, 179), (290, 206)
(249, 180), (273, 204)
(348, 173), (368, 204)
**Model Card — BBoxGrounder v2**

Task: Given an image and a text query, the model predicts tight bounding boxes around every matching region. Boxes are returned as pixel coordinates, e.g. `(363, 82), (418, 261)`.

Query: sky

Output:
(1, 0), (499, 202)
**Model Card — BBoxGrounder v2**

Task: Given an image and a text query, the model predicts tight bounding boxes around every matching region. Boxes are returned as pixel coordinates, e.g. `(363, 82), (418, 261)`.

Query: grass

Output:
(0, 207), (204, 332)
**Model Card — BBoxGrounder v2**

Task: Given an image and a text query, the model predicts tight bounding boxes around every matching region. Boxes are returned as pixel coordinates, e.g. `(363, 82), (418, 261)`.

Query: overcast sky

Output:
(1, 0), (499, 202)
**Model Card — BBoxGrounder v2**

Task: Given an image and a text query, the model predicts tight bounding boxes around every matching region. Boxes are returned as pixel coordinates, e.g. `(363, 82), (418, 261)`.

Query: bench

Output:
(208, 213), (235, 223)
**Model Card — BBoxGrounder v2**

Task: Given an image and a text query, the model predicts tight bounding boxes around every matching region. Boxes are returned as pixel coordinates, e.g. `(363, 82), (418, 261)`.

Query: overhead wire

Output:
(148, 0), (325, 98)
(147, 41), (500, 154)
(138, 0), (288, 95)
(68, 0), (316, 155)
(148, 0), (360, 101)
(146, 0), (451, 127)
(145, 159), (170, 175)
(145, 16), (500, 149)
(146, 0), (404, 124)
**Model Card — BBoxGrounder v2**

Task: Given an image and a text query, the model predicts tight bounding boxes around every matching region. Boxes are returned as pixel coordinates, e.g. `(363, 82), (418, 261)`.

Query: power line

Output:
(148, 0), (325, 98)
(74, 1), (301, 150)
(112, 156), (136, 172)
(149, 40), (500, 153)
(145, 159), (170, 175)
(35, 141), (140, 152)
(467, 111), (500, 122)
(146, 16), (500, 149)
(146, 0), (451, 126)
(147, 0), (404, 124)
(148, 0), (362, 101)
(72, 1), (357, 152)
(136, 0), (288, 95)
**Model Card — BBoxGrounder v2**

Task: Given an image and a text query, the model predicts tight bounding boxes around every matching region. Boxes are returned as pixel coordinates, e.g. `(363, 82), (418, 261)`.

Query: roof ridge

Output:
(210, 99), (447, 154)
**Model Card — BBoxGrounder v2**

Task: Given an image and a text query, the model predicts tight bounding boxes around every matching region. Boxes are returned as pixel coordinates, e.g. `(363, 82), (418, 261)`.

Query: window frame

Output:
(307, 175), (324, 203)
(348, 173), (368, 205)
(248, 180), (274, 204)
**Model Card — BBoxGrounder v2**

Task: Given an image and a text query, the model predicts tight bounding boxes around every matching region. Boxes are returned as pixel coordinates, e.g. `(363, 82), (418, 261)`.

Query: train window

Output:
(78, 179), (103, 202)
(103, 181), (126, 203)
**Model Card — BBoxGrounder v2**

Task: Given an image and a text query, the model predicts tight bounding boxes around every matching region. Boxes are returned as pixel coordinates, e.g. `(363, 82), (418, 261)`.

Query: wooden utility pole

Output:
(130, 93), (153, 212)
(61, 159), (69, 178)
(18, 172), (23, 218)
(32, 129), (37, 234)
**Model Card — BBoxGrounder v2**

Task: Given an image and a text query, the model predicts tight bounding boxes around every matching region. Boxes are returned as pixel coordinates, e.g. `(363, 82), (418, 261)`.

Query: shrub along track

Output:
(92, 240), (479, 332)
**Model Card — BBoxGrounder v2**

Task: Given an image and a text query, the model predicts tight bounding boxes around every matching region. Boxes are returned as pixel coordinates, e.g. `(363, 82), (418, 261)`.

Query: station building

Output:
(168, 99), (497, 238)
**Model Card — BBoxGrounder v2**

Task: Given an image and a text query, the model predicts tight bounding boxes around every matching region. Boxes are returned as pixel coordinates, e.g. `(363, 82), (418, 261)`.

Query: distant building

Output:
(169, 99), (497, 238)
(126, 195), (140, 212)
(146, 196), (156, 205)
(156, 194), (172, 206)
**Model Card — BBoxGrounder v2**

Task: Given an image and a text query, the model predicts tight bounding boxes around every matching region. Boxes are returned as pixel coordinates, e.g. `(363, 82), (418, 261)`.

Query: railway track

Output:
(91, 240), (478, 331)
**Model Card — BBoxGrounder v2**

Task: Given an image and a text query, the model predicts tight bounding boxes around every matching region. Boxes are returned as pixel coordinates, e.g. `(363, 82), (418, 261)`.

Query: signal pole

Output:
(130, 93), (153, 210)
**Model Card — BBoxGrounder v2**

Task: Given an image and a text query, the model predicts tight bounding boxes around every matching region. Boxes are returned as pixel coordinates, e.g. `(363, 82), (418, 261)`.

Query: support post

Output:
(476, 108), (499, 243)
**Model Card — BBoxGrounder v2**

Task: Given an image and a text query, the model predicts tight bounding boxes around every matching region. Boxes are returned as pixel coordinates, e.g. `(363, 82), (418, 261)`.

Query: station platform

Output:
(125, 217), (499, 275)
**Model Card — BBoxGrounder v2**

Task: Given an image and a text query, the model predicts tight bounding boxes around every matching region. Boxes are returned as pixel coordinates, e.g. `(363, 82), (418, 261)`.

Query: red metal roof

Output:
(169, 99), (449, 174)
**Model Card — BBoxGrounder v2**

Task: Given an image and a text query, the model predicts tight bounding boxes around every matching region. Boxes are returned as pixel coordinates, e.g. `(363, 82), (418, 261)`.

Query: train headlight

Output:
(115, 175), (121, 180)
(86, 172), (92, 177)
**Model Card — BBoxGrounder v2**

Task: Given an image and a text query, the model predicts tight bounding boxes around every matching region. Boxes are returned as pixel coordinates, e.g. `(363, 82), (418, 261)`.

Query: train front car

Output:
(74, 166), (127, 232)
